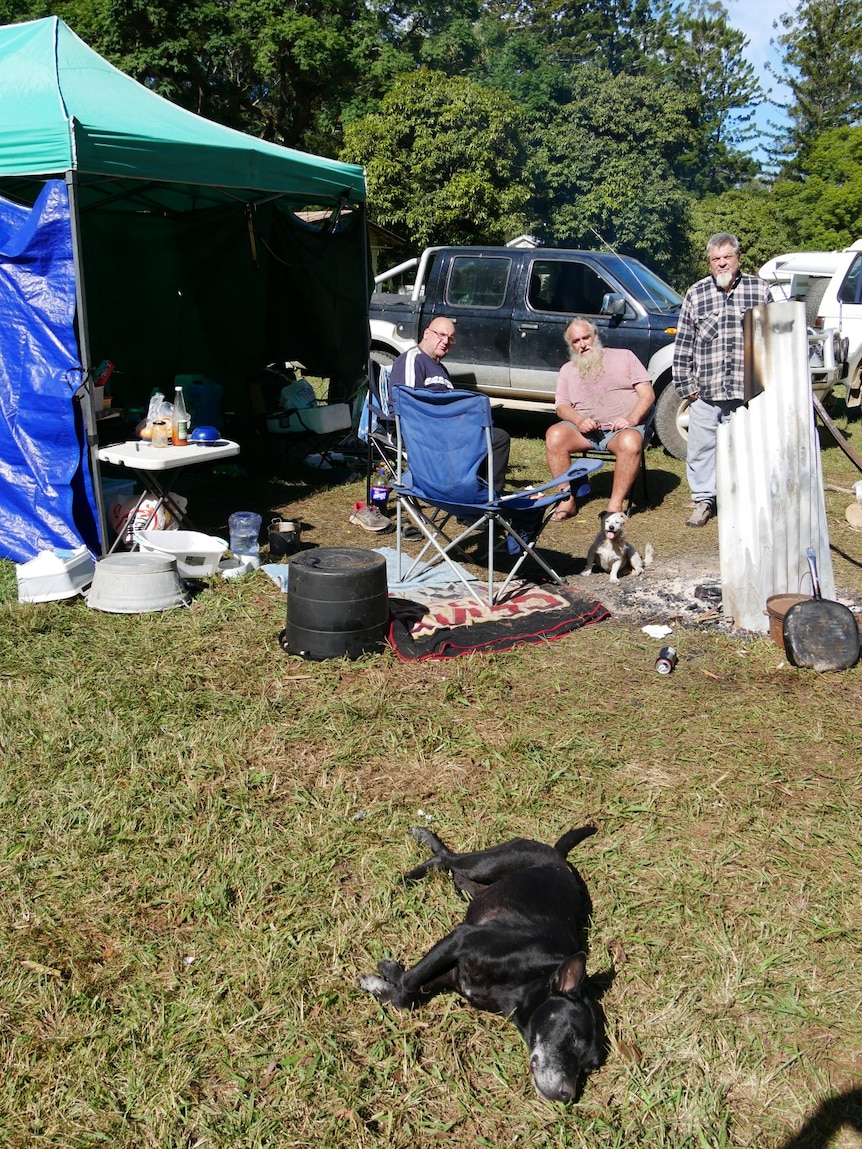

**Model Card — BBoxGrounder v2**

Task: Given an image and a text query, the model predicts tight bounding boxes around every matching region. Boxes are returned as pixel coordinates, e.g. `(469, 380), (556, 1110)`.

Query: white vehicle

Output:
(758, 252), (842, 309)
(807, 239), (862, 409)
(757, 249), (850, 398)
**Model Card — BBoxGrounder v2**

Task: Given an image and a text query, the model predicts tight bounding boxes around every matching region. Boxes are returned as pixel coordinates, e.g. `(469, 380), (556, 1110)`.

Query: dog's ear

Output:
(550, 952), (587, 997)
(598, 510), (607, 522)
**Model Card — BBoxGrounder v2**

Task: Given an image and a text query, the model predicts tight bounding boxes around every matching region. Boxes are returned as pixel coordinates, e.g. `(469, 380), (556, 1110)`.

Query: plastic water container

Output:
(228, 511), (262, 562)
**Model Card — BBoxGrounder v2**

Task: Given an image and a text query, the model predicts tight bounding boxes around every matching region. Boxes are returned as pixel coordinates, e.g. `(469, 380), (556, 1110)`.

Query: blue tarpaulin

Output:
(0, 180), (99, 561)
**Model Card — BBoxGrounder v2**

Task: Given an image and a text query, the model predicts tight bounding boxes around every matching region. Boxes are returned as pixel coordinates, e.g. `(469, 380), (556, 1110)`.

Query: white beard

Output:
(714, 270), (735, 289)
(572, 344), (604, 379)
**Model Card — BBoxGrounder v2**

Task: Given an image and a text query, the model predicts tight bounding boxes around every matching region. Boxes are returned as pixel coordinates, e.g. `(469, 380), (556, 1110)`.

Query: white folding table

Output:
(97, 438), (241, 552)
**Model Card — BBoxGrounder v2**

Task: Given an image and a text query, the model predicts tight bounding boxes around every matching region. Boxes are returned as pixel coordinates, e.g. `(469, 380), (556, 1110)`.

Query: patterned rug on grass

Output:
(387, 584), (610, 661)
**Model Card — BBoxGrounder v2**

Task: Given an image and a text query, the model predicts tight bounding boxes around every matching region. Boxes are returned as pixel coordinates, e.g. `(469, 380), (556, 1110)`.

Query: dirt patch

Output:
(567, 548), (862, 636)
(566, 547), (727, 631)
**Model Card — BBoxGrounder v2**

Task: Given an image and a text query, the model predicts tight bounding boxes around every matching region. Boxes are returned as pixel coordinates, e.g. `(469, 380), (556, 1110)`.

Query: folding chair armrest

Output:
(367, 397), (391, 421)
(498, 459), (604, 509)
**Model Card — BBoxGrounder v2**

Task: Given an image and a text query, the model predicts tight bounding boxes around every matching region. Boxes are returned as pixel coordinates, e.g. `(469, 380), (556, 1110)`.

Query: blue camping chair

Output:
(391, 386), (604, 606)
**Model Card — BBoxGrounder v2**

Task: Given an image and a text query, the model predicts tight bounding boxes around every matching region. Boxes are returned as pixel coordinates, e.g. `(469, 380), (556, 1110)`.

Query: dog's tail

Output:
(644, 543), (654, 567)
(554, 825), (597, 857)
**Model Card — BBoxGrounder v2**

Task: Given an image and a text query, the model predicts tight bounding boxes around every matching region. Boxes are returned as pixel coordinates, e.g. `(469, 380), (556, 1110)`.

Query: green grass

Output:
(1, 415), (861, 1147)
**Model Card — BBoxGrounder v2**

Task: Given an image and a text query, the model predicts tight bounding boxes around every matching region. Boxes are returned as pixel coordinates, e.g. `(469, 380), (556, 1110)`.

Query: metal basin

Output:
(86, 552), (190, 613)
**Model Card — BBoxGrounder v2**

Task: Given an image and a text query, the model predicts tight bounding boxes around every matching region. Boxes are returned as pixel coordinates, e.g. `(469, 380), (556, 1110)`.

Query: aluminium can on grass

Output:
(655, 646), (677, 674)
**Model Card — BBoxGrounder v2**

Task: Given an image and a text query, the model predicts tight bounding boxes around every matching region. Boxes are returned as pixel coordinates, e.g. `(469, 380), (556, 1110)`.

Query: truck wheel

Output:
(654, 385), (690, 460)
(370, 348), (395, 368)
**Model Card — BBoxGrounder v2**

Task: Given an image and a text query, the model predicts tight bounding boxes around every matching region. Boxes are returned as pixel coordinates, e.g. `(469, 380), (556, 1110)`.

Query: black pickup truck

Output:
(369, 245), (686, 455)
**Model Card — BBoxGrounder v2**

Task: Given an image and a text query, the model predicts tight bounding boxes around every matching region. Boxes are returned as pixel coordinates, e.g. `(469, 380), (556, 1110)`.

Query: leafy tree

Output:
(530, 66), (697, 277)
(770, 0), (862, 172)
(685, 187), (794, 283)
(0, 0), (110, 39)
(520, 0), (667, 77)
(341, 68), (532, 246)
(468, 17), (575, 122)
(770, 126), (862, 250)
(654, 0), (761, 193)
(381, 0), (483, 75)
(21, 0), (384, 155)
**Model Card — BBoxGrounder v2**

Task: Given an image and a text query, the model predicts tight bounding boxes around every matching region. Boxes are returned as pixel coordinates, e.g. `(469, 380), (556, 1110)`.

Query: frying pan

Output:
(782, 548), (860, 671)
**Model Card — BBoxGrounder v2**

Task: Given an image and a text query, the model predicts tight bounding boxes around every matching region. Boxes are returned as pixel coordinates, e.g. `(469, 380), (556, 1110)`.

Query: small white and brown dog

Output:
(582, 511), (654, 582)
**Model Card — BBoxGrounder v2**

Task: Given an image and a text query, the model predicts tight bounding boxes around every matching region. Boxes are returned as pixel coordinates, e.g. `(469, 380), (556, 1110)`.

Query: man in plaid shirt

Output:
(673, 233), (769, 526)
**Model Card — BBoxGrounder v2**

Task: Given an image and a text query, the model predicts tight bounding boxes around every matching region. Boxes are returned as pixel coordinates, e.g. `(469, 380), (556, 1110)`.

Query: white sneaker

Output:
(686, 501), (714, 528)
(349, 502), (392, 532)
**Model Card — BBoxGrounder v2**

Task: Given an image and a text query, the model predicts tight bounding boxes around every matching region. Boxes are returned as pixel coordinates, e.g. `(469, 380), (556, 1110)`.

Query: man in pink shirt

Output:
(545, 317), (655, 519)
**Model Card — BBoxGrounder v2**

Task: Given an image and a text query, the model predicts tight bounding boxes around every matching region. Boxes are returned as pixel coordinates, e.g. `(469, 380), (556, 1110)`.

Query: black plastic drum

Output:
(281, 547), (389, 660)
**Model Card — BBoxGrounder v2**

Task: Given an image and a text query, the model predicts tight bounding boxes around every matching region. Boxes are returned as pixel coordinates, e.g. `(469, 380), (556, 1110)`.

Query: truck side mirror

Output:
(601, 292), (627, 318)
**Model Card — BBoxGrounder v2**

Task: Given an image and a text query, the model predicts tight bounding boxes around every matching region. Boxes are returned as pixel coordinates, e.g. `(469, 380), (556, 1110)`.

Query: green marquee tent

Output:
(0, 16), (370, 553)
(0, 18), (367, 203)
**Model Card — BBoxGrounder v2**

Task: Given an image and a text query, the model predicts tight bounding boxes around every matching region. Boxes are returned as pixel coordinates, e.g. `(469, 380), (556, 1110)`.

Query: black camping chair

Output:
(360, 358), (401, 501)
(264, 367), (355, 470)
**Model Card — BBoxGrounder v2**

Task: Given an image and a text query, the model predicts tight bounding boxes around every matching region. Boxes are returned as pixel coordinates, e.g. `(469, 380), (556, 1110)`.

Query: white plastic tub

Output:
(17, 546), (95, 603)
(134, 530), (228, 578)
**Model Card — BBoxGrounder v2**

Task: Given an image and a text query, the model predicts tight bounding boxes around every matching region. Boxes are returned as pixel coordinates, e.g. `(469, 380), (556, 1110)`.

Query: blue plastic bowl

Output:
(190, 425), (220, 444)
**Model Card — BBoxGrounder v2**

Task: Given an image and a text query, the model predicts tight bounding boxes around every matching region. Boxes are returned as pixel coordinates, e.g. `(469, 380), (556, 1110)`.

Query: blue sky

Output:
(725, 0), (796, 164)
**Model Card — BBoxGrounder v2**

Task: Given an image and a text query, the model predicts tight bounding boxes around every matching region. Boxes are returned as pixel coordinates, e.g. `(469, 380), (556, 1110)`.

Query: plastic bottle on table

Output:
(172, 386), (189, 446)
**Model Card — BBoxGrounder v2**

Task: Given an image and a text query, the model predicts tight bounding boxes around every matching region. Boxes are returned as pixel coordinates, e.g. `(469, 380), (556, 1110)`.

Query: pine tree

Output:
(770, 0), (862, 174)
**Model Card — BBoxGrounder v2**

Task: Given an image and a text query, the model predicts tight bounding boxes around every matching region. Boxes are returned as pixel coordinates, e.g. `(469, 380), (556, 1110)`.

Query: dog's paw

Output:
(377, 959), (406, 981)
(361, 961), (410, 1007)
(581, 568), (593, 577)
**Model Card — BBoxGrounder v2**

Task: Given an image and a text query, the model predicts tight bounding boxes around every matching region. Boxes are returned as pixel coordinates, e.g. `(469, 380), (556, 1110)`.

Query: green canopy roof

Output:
(0, 16), (366, 208)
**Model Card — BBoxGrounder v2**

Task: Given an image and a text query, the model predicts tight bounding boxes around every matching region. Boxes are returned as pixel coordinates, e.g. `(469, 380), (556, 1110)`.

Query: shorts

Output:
(585, 423), (647, 452)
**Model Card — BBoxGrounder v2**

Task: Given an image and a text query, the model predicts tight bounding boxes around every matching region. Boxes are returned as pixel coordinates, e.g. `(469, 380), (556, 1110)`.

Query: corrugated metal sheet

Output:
(717, 301), (834, 632)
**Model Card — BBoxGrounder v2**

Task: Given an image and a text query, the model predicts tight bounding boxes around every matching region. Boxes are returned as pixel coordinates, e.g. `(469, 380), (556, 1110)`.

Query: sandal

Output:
(551, 498), (578, 522)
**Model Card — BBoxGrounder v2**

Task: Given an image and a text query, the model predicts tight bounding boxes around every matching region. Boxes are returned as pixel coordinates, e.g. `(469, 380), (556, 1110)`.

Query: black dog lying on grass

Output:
(360, 825), (604, 1103)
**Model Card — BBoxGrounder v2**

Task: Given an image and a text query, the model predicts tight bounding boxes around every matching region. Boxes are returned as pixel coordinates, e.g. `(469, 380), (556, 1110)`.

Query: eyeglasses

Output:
(428, 329), (455, 342)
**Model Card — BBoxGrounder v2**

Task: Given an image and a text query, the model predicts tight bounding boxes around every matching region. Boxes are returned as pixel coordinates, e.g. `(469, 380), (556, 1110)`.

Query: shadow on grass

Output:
(776, 1087), (862, 1149)
(173, 432), (364, 534)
